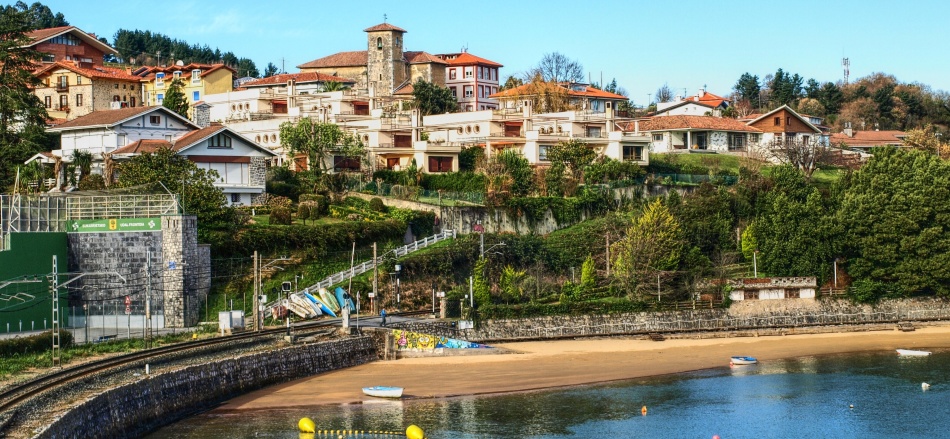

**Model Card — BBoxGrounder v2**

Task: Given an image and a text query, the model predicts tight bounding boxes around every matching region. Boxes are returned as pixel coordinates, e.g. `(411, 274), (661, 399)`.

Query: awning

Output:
(273, 100), (287, 105)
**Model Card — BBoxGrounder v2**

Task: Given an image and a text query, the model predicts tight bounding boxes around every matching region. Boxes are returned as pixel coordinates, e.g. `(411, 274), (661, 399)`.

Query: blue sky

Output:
(45, 0), (950, 104)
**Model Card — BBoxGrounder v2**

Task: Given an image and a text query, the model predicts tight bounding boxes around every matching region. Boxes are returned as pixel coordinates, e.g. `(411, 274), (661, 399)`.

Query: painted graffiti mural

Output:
(391, 330), (491, 350)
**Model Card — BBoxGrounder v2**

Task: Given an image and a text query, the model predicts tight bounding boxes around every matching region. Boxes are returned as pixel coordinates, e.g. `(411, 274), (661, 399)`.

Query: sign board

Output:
(68, 217), (160, 233)
(124, 296), (131, 306)
(281, 282), (292, 292)
(125, 306), (131, 315)
(437, 291), (446, 298)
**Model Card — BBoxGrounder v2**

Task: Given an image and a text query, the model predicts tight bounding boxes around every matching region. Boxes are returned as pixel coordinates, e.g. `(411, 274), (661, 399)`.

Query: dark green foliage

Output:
(205, 219), (404, 256)
(269, 206), (292, 225)
(838, 148), (950, 296)
(77, 174), (105, 190)
(478, 299), (649, 319)
(0, 2), (68, 29)
(734, 72), (761, 105)
(458, 147), (483, 172)
(769, 68), (803, 106)
(266, 165), (303, 202)
(112, 29), (258, 76)
(419, 172), (485, 193)
(0, 330), (72, 356)
(162, 79), (189, 118)
(848, 278), (894, 303)
(585, 158), (644, 184)
(369, 197), (386, 212)
(671, 183), (737, 256)
(411, 79), (458, 115)
(496, 149), (534, 197)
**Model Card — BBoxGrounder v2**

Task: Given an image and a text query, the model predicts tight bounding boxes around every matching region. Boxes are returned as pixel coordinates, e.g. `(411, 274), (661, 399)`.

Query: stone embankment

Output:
(35, 337), (376, 439)
(461, 298), (950, 342)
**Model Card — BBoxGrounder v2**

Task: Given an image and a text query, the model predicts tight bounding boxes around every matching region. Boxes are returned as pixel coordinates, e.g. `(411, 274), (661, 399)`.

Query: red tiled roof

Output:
(363, 23), (407, 33)
(26, 26), (73, 42)
(25, 26), (116, 54)
(393, 83), (414, 95)
(113, 139), (175, 155)
(490, 82), (626, 100)
(683, 91), (729, 108)
(171, 125), (227, 151)
(629, 115), (762, 133)
(404, 51), (448, 65)
(297, 51), (368, 69)
(830, 130), (906, 146)
(242, 72), (354, 87)
(34, 61), (140, 82)
(436, 52), (503, 68)
(135, 63), (235, 81)
(48, 106), (160, 130)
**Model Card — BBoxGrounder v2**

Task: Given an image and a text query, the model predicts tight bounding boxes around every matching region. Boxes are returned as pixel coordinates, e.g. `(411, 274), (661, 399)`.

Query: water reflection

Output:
(150, 350), (949, 439)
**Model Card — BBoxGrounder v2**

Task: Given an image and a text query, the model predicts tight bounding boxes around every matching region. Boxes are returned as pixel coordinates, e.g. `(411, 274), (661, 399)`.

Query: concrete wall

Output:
(39, 337), (377, 439)
(460, 298), (950, 342)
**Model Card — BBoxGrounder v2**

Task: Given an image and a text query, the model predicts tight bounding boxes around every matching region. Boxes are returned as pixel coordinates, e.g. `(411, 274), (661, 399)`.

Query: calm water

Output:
(150, 350), (950, 439)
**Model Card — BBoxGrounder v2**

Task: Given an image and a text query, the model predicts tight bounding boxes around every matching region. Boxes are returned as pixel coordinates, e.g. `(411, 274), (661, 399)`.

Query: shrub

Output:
(369, 197), (387, 212)
(390, 185), (420, 201)
(0, 330), (73, 356)
(269, 206), (293, 225)
(78, 174), (105, 191)
(420, 172), (486, 193)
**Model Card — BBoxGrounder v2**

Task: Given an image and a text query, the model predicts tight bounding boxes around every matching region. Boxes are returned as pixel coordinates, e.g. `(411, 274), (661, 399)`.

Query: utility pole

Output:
(372, 242), (378, 315)
(606, 233), (611, 277)
(479, 226), (484, 258)
(145, 249), (152, 348)
(50, 256), (60, 368)
(253, 250), (260, 332)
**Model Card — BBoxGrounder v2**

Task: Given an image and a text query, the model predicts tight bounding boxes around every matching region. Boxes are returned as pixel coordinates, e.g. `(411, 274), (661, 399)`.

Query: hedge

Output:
(0, 330), (73, 356)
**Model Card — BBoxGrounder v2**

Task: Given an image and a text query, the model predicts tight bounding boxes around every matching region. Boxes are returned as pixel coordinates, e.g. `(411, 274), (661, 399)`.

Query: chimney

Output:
(674, 95), (682, 102)
(522, 100), (533, 132)
(605, 101), (614, 132)
(411, 109), (420, 143)
(844, 122), (853, 138)
(193, 102), (211, 128)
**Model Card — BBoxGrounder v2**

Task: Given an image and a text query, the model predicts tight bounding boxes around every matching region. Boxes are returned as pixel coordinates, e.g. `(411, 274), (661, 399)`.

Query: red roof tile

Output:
(242, 72), (354, 87)
(135, 63), (235, 81)
(297, 51), (368, 69)
(25, 26), (116, 54)
(436, 52), (503, 67)
(363, 23), (407, 33)
(629, 115), (761, 133)
(830, 130), (906, 146)
(48, 106), (195, 131)
(404, 51), (448, 65)
(34, 61), (140, 82)
(490, 82), (626, 100)
(171, 125), (228, 151)
(26, 26), (73, 41)
(113, 139), (174, 155)
(393, 83), (414, 95)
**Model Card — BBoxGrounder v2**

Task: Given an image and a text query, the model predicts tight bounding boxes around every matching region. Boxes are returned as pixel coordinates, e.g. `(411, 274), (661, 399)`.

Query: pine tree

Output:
(162, 79), (190, 118)
(0, 6), (51, 188)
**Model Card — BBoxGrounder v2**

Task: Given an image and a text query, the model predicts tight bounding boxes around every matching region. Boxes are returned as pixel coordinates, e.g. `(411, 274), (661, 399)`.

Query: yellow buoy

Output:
(406, 424), (425, 439)
(298, 417), (316, 433)
(641, 406), (648, 416)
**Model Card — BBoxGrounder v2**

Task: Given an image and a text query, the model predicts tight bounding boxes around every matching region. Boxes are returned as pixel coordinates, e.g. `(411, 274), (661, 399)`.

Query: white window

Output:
(191, 69), (201, 83)
(156, 93), (164, 104)
(117, 134), (126, 146)
(173, 71), (181, 79)
(653, 133), (663, 142)
(464, 86), (473, 98)
(464, 67), (473, 78)
(539, 145), (550, 161)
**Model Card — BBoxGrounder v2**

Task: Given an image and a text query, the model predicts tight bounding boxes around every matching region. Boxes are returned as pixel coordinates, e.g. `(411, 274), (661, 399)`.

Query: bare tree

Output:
(530, 52), (584, 83)
(655, 83), (674, 103)
(766, 138), (830, 179)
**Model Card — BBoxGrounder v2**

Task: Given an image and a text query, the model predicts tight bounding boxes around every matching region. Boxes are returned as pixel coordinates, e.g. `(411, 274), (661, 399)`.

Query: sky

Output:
(42, 0), (950, 104)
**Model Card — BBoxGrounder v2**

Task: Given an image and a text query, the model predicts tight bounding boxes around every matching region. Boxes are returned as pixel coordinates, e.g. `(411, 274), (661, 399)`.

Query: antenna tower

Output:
(842, 57), (850, 84)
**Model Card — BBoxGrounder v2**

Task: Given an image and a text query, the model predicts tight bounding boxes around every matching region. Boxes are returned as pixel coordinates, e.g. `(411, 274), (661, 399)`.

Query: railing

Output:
(266, 230), (457, 314)
(649, 173), (738, 186)
(55, 84), (68, 92)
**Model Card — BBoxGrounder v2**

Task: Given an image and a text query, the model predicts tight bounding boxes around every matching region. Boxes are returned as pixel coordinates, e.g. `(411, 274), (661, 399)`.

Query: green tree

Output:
(547, 139), (597, 184)
(279, 117), (365, 177)
(838, 148), (950, 296)
(115, 147), (229, 225)
(768, 68), (803, 106)
(578, 254), (597, 296)
(499, 265), (528, 304)
(752, 188), (838, 281)
(500, 75), (523, 91)
(411, 79), (458, 116)
(493, 149), (533, 197)
(1, 2), (68, 29)
(263, 62), (279, 77)
(321, 80), (348, 92)
(734, 72), (761, 106)
(162, 79), (190, 118)
(71, 149), (92, 184)
(818, 82), (843, 115)
(0, 6), (50, 189)
(612, 199), (682, 296)
(472, 257), (491, 308)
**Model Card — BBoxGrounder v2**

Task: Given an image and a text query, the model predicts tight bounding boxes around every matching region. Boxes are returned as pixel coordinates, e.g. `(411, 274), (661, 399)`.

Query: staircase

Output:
(265, 229), (457, 317)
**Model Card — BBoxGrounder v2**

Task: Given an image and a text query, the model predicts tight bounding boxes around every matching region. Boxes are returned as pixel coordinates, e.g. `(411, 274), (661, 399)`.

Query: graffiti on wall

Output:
(392, 329), (491, 350)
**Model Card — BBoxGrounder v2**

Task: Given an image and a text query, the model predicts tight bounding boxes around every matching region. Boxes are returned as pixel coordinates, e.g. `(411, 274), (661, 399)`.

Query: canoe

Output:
(897, 349), (931, 356)
(319, 288), (341, 313)
(730, 356), (758, 365)
(289, 294), (317, 317)
(335, 287), (356, 311)
(305, 291), (336, 317)
(362, 386), (403, 398)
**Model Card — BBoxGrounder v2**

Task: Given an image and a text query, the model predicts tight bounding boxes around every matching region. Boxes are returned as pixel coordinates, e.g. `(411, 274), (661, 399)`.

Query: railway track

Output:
(0, 309), (429, 420)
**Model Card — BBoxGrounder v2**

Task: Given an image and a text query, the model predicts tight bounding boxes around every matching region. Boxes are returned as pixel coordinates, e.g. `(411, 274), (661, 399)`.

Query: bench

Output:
(94, 335), (118, 343)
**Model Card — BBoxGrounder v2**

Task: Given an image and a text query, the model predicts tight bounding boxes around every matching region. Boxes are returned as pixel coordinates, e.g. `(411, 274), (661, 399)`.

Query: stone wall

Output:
(39, 337), (377, 439)
(461, 298), (950, 342)
(162, 216), (201, 327)
(67, 231), (162, 305)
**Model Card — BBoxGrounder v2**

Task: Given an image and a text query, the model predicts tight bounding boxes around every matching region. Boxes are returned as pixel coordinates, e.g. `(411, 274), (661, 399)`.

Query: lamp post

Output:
(394, 264), (401, 312)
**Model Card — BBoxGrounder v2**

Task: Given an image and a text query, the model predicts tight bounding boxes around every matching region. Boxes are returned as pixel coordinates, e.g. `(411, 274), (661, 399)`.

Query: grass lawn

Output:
(652, 152), (744, 174)
(249, 215), (345, 226)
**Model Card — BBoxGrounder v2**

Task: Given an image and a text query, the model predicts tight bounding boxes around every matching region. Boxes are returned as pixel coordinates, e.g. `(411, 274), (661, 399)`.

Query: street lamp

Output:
(394, 264), (401, 311)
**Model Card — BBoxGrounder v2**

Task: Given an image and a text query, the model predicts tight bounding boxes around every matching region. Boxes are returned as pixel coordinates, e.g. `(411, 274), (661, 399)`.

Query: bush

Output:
(0, 330), (73, 356)
(369, 197), (387, 212)
(78, 174), (105, 191)
(420, 172), (486, 193)
(269, 206), (293, 225)
(390, 185), (420, 201)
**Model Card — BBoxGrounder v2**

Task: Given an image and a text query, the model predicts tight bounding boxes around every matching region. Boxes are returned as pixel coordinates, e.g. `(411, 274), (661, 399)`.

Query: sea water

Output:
(149, 350), (950, 438)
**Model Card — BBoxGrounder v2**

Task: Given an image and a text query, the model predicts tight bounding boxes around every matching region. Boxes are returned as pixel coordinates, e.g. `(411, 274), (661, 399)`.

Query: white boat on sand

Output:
(896, 349), (931, 356)
(730, 356), (758, 365)
(362, 386), (403, 398)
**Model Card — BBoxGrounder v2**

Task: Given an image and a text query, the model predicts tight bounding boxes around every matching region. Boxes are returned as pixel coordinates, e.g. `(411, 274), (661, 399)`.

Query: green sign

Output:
(68, 217), (160, 233)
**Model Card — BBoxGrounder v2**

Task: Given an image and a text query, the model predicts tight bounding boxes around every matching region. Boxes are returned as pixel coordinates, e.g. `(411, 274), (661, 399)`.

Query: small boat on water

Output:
(730, 356), (758, 365)
(897, 349), (931, 356)
(362, 386), (403, 398)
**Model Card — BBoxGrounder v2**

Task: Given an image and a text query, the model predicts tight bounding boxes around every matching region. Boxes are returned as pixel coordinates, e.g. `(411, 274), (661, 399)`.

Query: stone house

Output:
(728, 277), (817, 301)
(32, 61), (142, 120)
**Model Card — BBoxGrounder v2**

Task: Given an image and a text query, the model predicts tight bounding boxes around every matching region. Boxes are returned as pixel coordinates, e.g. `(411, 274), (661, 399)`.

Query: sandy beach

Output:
(218, 325), (950, 411)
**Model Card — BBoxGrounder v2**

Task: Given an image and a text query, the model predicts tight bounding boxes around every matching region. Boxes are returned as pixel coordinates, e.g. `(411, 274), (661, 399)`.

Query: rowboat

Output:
(730, 356), (758, 365)
(896, 349), (931, 356)
(362, 386), (403, 398)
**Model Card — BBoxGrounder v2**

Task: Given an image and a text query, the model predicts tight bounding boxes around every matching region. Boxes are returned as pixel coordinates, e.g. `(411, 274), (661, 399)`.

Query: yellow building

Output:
(136, 62), (235, 117)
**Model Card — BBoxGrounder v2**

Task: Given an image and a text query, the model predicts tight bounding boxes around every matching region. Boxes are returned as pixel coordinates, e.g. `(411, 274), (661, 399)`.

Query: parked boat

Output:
(730, 356), (758, 365)
(897, 349), (931, 356)
(362, 386), (404, 398)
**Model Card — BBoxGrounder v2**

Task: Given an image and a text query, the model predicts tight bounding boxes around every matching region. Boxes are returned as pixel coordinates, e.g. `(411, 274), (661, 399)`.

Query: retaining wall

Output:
(461, 298), (950, 342)
(38, 337), (376, 439)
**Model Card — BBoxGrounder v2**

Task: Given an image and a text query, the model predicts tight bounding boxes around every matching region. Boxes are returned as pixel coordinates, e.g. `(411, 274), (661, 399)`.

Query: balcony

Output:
(55, 84), (69, 92)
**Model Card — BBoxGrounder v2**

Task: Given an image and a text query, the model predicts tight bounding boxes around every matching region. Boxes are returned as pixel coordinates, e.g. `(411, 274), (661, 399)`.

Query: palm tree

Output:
(322, 81), (349, 92)
(71, 150), (93, 183)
